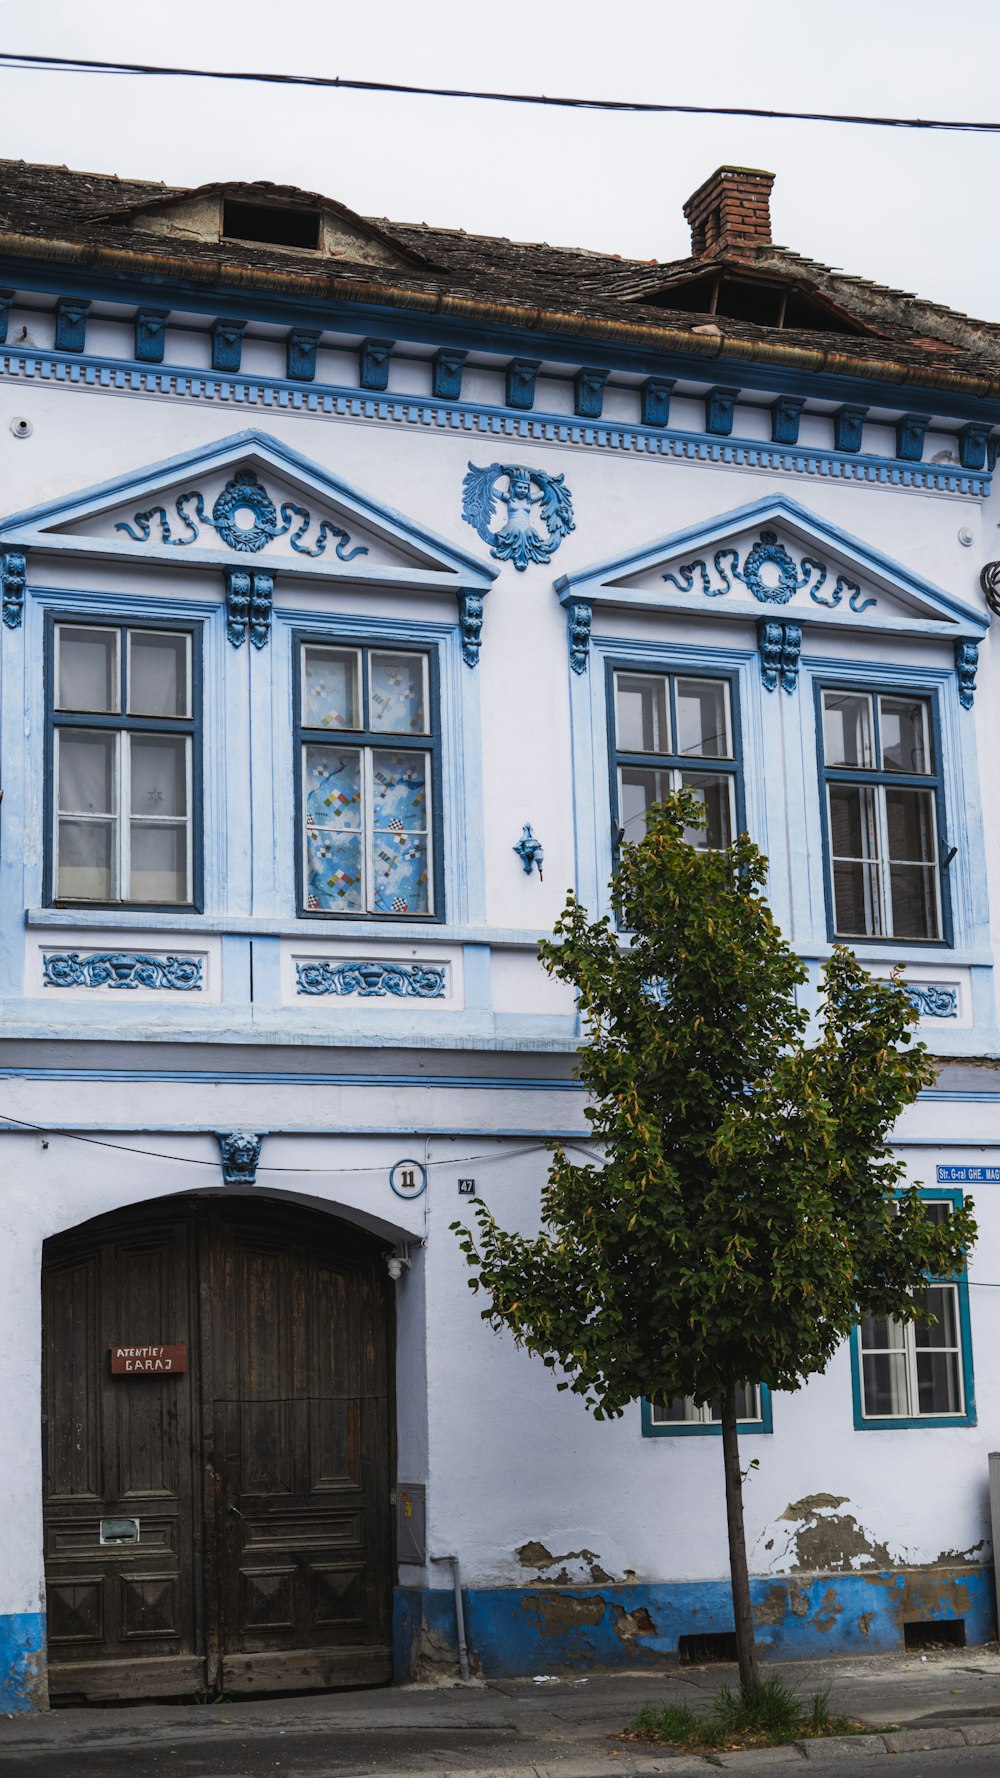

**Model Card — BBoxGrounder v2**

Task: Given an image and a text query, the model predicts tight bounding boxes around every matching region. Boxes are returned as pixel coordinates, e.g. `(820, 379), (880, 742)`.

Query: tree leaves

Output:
(451, 792), (976, 1416)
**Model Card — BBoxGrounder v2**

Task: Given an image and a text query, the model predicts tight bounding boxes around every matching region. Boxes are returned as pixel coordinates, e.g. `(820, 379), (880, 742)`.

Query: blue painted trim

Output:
(850, 1188), (976, 1430)
(959, 423), (991, 470)
(433, 348), (466, 400)
(291, 629), (444, 923)
(574, 368), (608, 419)
(506, 358), (541, 409)
(0, 288), (12, 344)
(640, 378), (674, 426)
(394, 1568), (995, 1675)
(134, 307), (168, 363)
(556, 491), (990, 633)
(0, 1068), (584, 1089)
(771, 396), (805, 444)
(0, 346), (990, 500)
(2, 260), (999, 423)
(812, 673), (954, 949)
(0, 1610), (45, 1711)
(0, 425), (497, 589)
(897, 414), (930, 462)
(286, 328), (320, 382)
(42, 610), (204, 914)
(705, 387), (739, 436)
(834, 404), (867, 452)
(640, 1388), (773, 1436)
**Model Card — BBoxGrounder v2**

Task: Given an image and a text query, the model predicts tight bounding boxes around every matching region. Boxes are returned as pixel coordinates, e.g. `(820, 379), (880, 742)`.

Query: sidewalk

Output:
(4, 1649), (1000, 1776)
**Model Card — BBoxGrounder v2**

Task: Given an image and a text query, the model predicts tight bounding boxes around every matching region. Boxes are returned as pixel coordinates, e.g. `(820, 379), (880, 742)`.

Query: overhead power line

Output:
(0, 51), (998, 133)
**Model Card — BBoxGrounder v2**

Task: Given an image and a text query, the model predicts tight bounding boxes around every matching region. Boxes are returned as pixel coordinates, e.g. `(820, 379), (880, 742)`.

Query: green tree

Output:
(453, 794), (976, 1685)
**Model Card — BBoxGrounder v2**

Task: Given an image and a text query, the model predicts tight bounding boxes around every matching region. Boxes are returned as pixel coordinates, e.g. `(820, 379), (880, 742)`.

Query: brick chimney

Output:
(683, 166), (775, 261)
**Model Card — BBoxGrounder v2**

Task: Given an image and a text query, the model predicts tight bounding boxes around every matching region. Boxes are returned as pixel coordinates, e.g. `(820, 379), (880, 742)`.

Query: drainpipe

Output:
(433, 1553), (470, 1680)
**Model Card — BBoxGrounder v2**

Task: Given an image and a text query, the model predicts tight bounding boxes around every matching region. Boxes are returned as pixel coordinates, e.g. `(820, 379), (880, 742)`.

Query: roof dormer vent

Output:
(222, 198), (320, 251)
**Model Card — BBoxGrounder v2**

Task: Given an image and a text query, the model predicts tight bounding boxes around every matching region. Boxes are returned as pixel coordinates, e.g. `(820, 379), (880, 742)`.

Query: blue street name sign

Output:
(936, 1165), (1000, 1183)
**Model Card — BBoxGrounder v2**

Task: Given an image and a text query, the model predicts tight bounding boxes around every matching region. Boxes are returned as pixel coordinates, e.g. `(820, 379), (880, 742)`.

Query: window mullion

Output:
(119, 731), (129, 902)
(904, 1320), (919, 1419)
(363, 746), (374, 913)
(875, 783), (892, 938)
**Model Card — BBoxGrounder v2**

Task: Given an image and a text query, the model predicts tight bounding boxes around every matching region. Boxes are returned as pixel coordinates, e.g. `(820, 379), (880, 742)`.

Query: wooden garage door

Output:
(42, 1197), (393, 1702)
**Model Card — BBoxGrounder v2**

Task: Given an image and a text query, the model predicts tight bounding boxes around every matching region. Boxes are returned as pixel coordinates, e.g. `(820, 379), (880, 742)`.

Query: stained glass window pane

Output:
(57, 627), (118, 713)
(615, 675), (669, 754)
(370, 653), (428, 734)
(303, 746), (364, 911)
(57, 820), (114, 900)
(302, 648), (361, 731)
(130, 824), (187, 903)
(676, 679), (731, 759)
(372, 750), (431, 914)
(128, 632), (190, 718)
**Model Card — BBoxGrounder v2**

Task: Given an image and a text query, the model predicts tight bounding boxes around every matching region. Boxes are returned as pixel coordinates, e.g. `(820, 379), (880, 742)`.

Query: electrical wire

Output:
(0, 1105), (601, 1173)
(0, 52), (998, 134)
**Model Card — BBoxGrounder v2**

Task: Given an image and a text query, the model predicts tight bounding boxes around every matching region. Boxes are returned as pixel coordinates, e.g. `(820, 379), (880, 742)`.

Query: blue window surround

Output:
(42, 611), (204, 913)
(291, 630), (445, 924)
(605, 657), (746, 872)
(813, 675), (953, 949)
(641, 1389), (773, 1437)
(849, 1188), (976, 1430)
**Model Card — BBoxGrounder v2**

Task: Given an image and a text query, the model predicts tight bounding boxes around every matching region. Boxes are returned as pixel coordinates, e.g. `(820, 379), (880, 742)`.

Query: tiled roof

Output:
(2, 159), (1000, 388)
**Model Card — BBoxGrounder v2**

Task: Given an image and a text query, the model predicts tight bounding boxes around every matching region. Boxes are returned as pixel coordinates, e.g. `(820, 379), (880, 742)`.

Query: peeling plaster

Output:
(759, 1495), (896, 1574)
(516, 1541), (614, 1585)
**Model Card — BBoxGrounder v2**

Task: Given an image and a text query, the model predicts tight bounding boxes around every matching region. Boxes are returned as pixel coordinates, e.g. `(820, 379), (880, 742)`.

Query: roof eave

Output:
(2, 229), (999, 403)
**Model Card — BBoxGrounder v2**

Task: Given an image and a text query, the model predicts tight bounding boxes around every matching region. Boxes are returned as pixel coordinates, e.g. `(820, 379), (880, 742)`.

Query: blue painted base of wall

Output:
(0, 1611), (46, 1711)
(394, 1569), (995, 1679)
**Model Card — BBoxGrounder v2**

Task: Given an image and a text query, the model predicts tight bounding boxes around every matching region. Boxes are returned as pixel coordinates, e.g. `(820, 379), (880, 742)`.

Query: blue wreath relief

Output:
(462, 463), (574, 570)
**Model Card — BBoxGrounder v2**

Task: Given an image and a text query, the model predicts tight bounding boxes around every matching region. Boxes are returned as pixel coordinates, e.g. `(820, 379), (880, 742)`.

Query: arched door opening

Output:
(42, 1194), (393, 1702)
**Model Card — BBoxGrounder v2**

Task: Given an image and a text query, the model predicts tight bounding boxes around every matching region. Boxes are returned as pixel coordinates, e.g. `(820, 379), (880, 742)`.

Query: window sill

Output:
(853, 1414), (977, 1431)
(25, 908), (549, 947)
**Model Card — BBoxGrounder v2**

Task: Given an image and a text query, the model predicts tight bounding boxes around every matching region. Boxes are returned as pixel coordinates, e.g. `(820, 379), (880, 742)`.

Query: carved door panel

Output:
(42, 1208), (203, 1702)
(208, 1202), (393, 1693)
(42, 1198), (393, 1702)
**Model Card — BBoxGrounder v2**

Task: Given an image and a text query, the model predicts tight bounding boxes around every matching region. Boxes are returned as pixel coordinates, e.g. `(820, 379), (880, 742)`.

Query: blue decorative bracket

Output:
(0, 289), (12, 345)
(54, 297), (89, 352)
(433, 348), (467, 400)
(575, 368), (609, 419)
(459, 592), (484, 667)
(212, 318), (246, 373)
(514, 824), (544, 878)
(134, 308), (168, 364)
(757, 619), (801, 694)
(359, 338), (394, 390)
(959, 423), (991, 471)
(771, 397), (805, 445)
(896, 414), (930, 462)
(705, 387), (739, 436)
(225, 569), (273, 648)
(834, 405), (867, 453)
(287, 328), (321, 382)
(955, 639), (978, 709)
(567, 601), (592, 674)
(2, 550), (26, 630)
(249, 572), (273, 650)
(641, 378), (674, 427)
(218, 1130), (263, 1186)
(506, 358), (541, 410)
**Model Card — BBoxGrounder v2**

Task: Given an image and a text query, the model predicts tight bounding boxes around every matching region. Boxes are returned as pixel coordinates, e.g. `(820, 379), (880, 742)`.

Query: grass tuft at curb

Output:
(622, 1674), (882, 1755)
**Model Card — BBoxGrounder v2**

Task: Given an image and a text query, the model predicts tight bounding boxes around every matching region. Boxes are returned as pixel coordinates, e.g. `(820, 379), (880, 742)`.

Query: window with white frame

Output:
(297, 641), (438, 917)
(612, 670), (738, 850)
(50, 622), (195, 906)
(649, 1384), (766, 1428)
(821, 689), (944, 942)
(857, 1201), (969, 1422)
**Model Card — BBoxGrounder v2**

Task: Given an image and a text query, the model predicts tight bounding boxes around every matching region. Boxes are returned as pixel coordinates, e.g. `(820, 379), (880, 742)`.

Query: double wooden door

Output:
(42, 1197), (393, 1702)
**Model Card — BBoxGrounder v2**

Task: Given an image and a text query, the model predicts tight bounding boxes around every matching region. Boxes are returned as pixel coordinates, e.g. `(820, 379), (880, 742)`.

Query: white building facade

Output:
(2, 161), (1000, 1708)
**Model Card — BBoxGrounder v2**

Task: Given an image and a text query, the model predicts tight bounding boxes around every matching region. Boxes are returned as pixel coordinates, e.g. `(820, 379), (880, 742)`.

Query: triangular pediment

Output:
(0, 431), (496, 594)
(556, 495), (989, 640)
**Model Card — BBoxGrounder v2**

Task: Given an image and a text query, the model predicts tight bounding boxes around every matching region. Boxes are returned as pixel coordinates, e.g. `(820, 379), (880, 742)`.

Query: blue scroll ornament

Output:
(663, 529), (876, 613)
(115, 468), (370, 561)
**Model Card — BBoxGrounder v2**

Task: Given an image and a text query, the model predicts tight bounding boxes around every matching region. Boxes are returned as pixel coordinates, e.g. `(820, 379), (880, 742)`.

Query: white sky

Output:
(0, 0), (998, 320)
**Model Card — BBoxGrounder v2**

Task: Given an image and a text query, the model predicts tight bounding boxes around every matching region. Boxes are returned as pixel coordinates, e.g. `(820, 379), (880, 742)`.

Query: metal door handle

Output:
(226, 1503), (245, 1520)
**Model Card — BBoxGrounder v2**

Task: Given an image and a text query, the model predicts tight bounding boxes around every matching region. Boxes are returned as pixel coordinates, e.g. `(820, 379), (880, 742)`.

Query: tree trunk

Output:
(721, 1383), (758, 1688)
